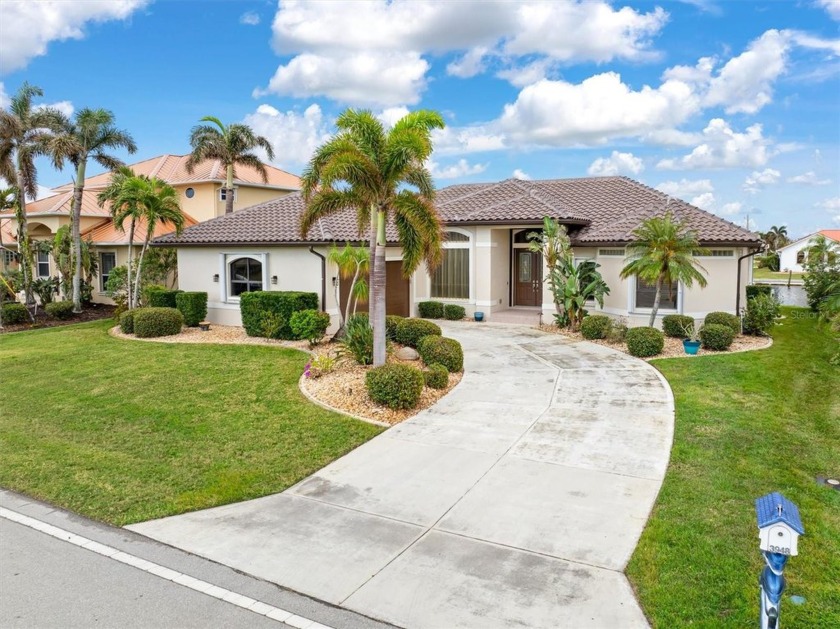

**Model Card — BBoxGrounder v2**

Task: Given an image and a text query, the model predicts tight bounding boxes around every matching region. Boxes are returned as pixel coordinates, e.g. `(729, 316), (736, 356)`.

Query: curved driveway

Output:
(130, 322), (674, 628)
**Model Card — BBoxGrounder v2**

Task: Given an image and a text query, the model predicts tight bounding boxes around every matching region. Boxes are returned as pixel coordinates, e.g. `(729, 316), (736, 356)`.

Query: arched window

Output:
(796, 251), (806, 265)
(229, 257), (263, 296)
(431, 230), (470, 299)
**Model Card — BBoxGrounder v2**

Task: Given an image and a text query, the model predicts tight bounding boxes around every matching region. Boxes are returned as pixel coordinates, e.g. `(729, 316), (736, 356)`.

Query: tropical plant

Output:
(620, 212), (709, 327)
(742, 293), (780, 336)
(32, 276), (59, 304)
(186, 116), (275, 215)
(758, 225), (790, 252)
(50, 108), (136, 313)
(529, 217), (572, 318)
(142, 247), (178, 287)
(328, 242), (369, 329)
(803, 234), (840, 313)
(301, 108), (445, 366)
(0, 82), (68, 306)
(50, 226), (96, 300)
(342, 313), (374, 365)
(550, 258), (610, 331)
(98, 166), (139, 307)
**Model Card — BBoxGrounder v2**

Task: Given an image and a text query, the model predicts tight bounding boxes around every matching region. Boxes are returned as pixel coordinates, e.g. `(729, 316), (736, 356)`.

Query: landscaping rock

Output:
(395, 346), (420, 361)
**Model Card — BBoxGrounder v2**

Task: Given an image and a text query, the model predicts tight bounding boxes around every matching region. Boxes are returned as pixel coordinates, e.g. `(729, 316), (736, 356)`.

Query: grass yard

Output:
(752, 266), (805, 281)
(0, 320), (382, 525)
(627, 308), (840, 628)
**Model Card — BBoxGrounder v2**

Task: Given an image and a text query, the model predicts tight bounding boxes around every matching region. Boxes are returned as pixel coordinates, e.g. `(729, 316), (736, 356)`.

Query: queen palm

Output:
(620, 212), (709, 327)
(301, 109), (445, 366)
(0, 82), (68, 305)
(186, 116), (275, 215)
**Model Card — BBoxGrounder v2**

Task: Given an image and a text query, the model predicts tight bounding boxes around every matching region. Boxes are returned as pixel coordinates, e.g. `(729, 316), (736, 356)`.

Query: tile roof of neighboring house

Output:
(819, 229), (840, 242)
(82, 213), (199, 245)
(156, 176), (762, 247)
(0, 218), (15, 247)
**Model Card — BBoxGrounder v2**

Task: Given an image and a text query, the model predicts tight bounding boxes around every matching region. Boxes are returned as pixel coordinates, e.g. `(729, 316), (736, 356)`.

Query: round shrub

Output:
(395, 318), (442, 348)
(120, 309), (137, 334)
(366, 363), (425, 410)
(417, 336), (464, 372)
(385, 315), (404, 341)
(700, 323), (735, 351)
(443, 304), (466, 321)
(417, 301), (444, 319)
(134, 307), (184, 338)
(626, 327), (664, 357)
(290, 309), (331, 345)
(44, 300), (74, 320)
(742, 293), (780, 336)
(662, 314), (695, 338)
(424, 363), (449, 389)
(1, 302), (28, 324)
(175, 291), (208, 327)
(580, 315), (611, 340)
(146, 288), (183, 309)
(704, 311), (740, 335)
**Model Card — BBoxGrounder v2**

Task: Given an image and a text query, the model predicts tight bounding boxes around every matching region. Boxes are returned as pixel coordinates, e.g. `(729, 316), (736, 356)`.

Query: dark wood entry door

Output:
(514, 250), (542, 306)
(338, 260), (410, 317)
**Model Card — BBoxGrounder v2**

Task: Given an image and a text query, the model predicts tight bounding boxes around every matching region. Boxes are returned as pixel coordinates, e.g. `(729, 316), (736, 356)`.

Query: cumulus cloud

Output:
(0, 83), (8, 109)
(446, 47), (489, 79)
(431, 125), (506, 155)
(743, 168), (781, 193)
(587, 151), (644, 176)
(656, 119), (773, 170)
(0, 0), (148, 73)
(428, 159), (488, 180)
(817, 0), (840, 21)
(376, 107), (411, 128)
(242, 103), (332, 169)
(240, 11), (260, 26)
(655, 178), (714, 198)
(816, 197), (840, 210)
(37, 100), (74, 117)
(719, 201), (743, 216)
(512, 169), (532, 180)
(690, 192), (716, 210)
(787, 171), (832, 185)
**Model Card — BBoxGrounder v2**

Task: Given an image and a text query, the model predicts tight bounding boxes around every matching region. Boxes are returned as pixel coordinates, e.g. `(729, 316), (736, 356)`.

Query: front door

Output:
(514, 250), (542, 306)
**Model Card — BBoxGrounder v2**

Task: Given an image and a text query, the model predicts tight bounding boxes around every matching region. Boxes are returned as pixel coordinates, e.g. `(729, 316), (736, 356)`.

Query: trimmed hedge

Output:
(395, 317), (442, 348)
(417, 336), (464, 372)
(1, 302), (28, 324)
(746, 284), (773, 300)
(45, 300), (74, 320)
(418, 301), (444, 319)
(385, 315), (404, 341)
(120, 309), (137, 334)
(146, 288), (183, 308)
(662, 314), (695, 338)
(443, 304), (466, 321)
(240, 291), (319, 339)
(580, 315), (611, 340)
(366, 363), (425, 410)
(704, 311), (741, 335)
(175, 291), (207, 327)
(700, 322), (735, 350)
(290, 309), (331, 345)
(134, 307), (183, 338)
(626, 327), (665, 357)
(424, 363), (449, 389)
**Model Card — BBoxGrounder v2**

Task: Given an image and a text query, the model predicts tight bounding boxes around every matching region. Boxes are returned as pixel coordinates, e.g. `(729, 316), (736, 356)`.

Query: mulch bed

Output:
(1, 304), (116, 334)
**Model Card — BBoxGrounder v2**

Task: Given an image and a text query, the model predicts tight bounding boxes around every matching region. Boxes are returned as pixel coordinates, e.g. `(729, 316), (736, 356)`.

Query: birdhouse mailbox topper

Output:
(755, 492), (805, 556)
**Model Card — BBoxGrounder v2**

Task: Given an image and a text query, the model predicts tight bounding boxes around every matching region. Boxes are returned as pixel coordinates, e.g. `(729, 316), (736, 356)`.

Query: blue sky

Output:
(1, 0), (838, 237)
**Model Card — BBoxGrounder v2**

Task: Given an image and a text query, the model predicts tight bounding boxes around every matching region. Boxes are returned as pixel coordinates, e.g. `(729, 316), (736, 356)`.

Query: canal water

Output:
(767, 284), (808, 307)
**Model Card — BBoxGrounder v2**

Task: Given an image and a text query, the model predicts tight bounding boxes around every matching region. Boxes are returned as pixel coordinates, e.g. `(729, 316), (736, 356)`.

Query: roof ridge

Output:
(148, 154), (171, 178)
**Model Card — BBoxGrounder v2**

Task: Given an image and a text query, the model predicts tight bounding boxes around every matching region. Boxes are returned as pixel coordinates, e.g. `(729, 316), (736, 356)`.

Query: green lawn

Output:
(752, 266), (805, 281)
(0, 320), (382, 525)
(627, 308), (840, 628)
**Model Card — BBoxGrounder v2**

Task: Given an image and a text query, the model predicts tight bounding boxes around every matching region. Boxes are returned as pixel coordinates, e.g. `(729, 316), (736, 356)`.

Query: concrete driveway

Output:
(129, 322), (674, 628)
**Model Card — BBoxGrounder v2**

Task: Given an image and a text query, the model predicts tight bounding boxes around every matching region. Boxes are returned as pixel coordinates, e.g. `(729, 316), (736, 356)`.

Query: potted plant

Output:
(474, 311), (485, 322)
(681, 320), (702, 355)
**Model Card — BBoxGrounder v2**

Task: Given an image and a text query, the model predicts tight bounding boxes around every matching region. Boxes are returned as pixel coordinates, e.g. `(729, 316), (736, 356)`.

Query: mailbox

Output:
(755, 492), (804, 556)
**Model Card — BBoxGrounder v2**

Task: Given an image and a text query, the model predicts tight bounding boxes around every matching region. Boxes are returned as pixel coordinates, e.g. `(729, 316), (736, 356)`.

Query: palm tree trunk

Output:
(372, 208), (387, 367)
(134, 234), (151, 307)
(345, 266), (360, 327)
(15, 168), (35, 310)
(126, 219), (135, 309)
(225, 165), (234, 214)
(71, 160), (86, 313)
(649, 275), (664, 327)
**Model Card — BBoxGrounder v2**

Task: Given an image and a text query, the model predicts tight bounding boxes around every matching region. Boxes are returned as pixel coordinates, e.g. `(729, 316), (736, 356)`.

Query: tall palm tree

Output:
(186, 116), (275, 215)
(0, 82), (68, 304)
(301, 109), (445, 366)
(620, 212), (709, 327)
(51, 108), (136, 312)
(98, 166), (142, 308)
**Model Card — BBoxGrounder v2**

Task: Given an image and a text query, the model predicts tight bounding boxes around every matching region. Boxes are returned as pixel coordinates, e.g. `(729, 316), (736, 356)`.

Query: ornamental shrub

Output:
(704, 311), (741, 335)
(626, 327), (664, 357)
(134, 307), (183, 338)
(742, 294), (780, 336)
(342, 313), (373, 365)
(700, 323), (735, 350)
(240, 291), (319, 339)
(662, 314), (695, 338)
(580, 315), (611, 340)
(45, 300), (74, 320)
(746, 285), (773, 300)
(607, 322), (628, 343)
(290, 309), (331, 346)
(385, 315), (404, 341)
(146, 288), (183, 308)
(366, 363), (425, 410)
(424, 363), (449, 389)
(175, 291), (207, 327)
(418, 301), (444, 319)
(120, 309), (137, 334)
(395, 317), (442, 348)
(443, 304), (466, 320)
(1, 302), (27, 324)
(417, 336), (464, 372)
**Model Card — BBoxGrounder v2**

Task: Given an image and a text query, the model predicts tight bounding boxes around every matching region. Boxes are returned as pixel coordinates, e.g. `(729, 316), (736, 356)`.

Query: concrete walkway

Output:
(129, 322), (674, 628)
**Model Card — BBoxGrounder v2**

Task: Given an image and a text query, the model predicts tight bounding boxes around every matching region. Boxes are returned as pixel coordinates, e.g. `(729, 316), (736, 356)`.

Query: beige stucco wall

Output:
(174, 182), (294, 221)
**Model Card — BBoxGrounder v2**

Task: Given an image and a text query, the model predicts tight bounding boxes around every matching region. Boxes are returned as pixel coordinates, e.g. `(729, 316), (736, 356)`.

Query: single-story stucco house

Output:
(154, 176), (763, 330)
(778, 229), (840, 273)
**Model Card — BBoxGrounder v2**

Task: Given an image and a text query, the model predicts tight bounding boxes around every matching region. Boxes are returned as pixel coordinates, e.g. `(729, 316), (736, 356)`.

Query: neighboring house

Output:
(778, 229), (840, 273)
(0, 218), (16, 273)
(156, 176), (762, 330)
(0, 154), (300, 302)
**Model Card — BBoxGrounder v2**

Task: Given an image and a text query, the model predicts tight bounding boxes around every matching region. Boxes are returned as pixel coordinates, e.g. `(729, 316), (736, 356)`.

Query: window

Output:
(513, 229), (541, 244)
(185, 187), (195, 199)
(599, 248), (625, 256)
(709, 249), (734, 257)
(2, 249), (15, 265)
(229, 257), (262, 296)
(796, 251), (806, 265)
(635, 278), (678, 310)
(431, 230), (470, 299)
(37, 251), (50, 277)
(100, 252), (116, 290)
(219, 187), (237, 202)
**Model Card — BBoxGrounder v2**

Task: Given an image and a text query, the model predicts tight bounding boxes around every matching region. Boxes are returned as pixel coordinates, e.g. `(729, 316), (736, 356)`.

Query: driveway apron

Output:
(129, 322), (674, 628)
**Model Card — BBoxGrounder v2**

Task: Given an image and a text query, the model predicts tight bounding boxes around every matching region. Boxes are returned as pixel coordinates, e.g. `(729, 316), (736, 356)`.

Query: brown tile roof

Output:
(156, 176), (762, 247)
(82, 213), (199, 245)
(1, 218), (15, 246)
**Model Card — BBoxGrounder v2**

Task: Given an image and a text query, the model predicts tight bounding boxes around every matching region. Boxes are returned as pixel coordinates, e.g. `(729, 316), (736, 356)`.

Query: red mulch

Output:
(0, 304), (117, 334)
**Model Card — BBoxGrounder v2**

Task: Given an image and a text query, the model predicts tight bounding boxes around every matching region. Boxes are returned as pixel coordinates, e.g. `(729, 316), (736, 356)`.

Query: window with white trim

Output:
(709, 249), (734, 257)
(36, 251), (50, 277)
(431, 231), (470, 300)
(635, 278), (678, 310)
(219, 188), (237, 202)
(2, 249), (15, 265)
(100, 252), (116, 290)
(229, 256), (262, 296)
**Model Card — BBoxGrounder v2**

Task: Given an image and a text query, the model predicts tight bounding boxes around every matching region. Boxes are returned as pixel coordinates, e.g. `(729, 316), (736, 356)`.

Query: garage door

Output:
(339, 260), (410, 318)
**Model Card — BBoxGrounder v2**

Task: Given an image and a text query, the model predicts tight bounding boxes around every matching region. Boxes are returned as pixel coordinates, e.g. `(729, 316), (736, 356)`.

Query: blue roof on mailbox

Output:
(755, 492), (805, 535)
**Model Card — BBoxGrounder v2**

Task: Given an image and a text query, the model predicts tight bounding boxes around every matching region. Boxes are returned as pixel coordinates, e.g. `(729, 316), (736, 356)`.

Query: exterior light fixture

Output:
(213, 274), (219, 282)
(271, 275), (278, 285)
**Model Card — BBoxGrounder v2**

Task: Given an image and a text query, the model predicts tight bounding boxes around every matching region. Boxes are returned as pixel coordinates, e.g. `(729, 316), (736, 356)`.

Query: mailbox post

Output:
(755, 492), (804, 629)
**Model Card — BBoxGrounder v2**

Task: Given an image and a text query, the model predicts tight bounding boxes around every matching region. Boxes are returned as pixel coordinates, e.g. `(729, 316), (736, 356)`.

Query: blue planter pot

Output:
(683, 339), (701, 355)
(474, 311), (485, 322)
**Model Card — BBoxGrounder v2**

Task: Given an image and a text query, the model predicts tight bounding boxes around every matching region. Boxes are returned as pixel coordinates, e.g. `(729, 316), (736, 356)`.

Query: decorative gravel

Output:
(109, 324), (310, 350)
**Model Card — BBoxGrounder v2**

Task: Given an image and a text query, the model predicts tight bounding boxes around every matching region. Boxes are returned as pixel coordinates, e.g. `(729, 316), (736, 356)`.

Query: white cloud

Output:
(816, 197), (840, 210)
(690, 192), (716, 210)
(446, 47), (489, 79)
(36, 185), (55, 200)
(587, 151), (644, 176)
(376, 107), (411, 128)
(242, 103), (332, 169)
(817, 0), (840, 21)
(0, 0), (148, 73)
(431, 125), (506, 155)
(36, 100), (74, 117)
(655, 178), (714, 198)
(496, 59), (555, 88)
(512, 169), (532, 180)
(743, 168), (781, 193)
(240, 11), (260, 26)
(720, 201), (743, 216)
(788, 30), (840, 56)
(428, 158), (488, 180)
(787, 171), (832, 185)
(0, 83), (8, 109)
(656, 119), (773, 170)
